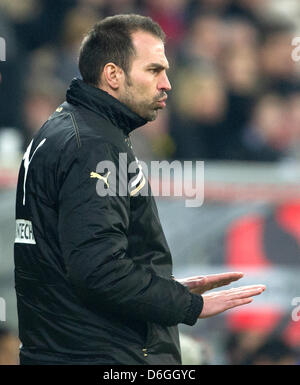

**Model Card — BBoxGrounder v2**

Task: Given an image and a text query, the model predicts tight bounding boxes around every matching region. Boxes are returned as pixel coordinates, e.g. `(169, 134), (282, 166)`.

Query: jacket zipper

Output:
(142, 322), (153, 357)
(141, 276), (175, 358)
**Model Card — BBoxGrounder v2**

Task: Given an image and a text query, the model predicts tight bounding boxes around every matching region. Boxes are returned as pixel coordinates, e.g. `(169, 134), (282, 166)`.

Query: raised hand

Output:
(199, 285), (266, 318)
(177, 272), (244, 295)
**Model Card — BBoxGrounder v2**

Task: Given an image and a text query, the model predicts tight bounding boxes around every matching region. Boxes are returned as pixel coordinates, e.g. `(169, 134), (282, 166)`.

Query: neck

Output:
(99, 86), (118, 99)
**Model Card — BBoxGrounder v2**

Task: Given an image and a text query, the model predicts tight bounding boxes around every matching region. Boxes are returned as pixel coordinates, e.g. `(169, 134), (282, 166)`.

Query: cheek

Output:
(134, 74), (157, 95)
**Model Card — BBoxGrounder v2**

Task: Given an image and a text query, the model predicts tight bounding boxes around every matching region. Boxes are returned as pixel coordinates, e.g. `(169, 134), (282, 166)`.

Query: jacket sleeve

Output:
(58, 136), (203, 327)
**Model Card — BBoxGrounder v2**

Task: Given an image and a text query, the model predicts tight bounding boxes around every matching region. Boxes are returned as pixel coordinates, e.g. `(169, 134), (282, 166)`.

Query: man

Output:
(14, 14), (265, 365)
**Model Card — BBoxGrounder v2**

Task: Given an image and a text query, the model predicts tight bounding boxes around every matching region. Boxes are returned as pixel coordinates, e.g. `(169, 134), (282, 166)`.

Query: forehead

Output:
(131, 31), (169, 68)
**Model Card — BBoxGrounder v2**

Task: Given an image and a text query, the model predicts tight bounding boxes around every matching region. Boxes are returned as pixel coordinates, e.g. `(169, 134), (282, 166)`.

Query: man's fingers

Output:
(207, 273), (244, 291)
(180, 274), (266, 301)
(179, 272), (243, 285)
(206, 272), (244, 279)
(183, 272), (245, 293)
(178, 276), (204, 282)
(222, 285), (266, 295)
(199, 285), (265, 300)
(228, 287), (265, 300)
(210, 272), (244, 284)
(227, 297), (254, 309)
(192, 272), (243, 285)
(199, 284), (266, 318)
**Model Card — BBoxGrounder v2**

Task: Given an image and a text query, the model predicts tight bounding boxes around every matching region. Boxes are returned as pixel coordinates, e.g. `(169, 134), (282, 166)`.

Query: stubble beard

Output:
(119, 76), (160, 122)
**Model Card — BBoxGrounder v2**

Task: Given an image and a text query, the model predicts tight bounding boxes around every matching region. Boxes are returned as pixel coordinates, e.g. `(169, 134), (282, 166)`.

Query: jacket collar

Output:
(66, 78), (147, 135)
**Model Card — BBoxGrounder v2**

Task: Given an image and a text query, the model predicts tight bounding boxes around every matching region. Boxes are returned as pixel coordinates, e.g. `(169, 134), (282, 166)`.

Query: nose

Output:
(158, 71), (172, 92)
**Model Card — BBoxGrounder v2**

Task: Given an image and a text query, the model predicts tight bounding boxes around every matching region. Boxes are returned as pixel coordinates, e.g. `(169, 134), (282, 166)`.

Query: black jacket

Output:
(14, 78), (203, 365)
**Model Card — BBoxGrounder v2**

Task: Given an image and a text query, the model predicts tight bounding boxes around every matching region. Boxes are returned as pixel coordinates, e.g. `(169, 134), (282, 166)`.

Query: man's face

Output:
(118, 31), (171, 121)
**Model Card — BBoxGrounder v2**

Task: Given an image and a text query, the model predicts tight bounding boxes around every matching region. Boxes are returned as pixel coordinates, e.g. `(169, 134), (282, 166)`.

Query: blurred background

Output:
(0, 0), (300, 365)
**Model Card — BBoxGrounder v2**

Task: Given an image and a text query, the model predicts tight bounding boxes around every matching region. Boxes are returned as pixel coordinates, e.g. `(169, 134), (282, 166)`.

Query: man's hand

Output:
(177, 272), (244, 295)
(199, 285), (266, 318)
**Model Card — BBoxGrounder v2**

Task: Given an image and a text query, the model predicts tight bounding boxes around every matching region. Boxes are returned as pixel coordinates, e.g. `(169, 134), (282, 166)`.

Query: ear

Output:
(102, 63), (124, 90)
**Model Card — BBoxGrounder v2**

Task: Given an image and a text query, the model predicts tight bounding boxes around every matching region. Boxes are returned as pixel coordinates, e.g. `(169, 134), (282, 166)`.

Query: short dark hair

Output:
(79, 14), (166, 86)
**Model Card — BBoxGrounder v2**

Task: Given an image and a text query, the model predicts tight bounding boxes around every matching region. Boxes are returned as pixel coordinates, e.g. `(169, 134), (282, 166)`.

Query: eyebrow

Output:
(146, 63), (169, 70)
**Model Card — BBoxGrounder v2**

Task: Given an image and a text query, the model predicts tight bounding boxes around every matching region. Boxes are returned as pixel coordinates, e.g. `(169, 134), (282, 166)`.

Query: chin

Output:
(146, 110), (159, 122)
(147, 115), (157, 122)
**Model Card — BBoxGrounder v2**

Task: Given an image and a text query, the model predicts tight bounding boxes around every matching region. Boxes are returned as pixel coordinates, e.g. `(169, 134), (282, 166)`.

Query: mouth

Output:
(156, 96), (168, 108)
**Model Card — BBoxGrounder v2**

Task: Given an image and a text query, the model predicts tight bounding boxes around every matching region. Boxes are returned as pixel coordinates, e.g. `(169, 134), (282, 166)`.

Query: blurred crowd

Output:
(1, 0), (300, 164)
(180, 330), (300, 365)
(0, 326), (298, 365)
